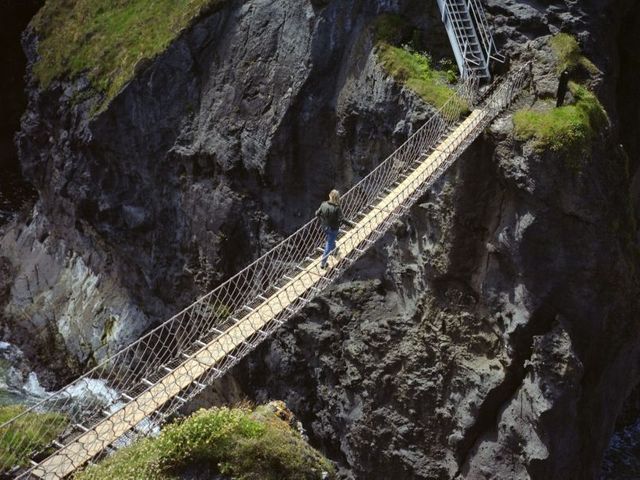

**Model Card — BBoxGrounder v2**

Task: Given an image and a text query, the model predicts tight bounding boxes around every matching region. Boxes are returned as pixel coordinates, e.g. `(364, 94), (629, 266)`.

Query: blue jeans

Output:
(321, 227), (338, 266)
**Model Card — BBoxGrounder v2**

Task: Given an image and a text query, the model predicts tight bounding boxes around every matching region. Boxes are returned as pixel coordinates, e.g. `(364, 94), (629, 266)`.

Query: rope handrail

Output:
(0, 62), (532, 479)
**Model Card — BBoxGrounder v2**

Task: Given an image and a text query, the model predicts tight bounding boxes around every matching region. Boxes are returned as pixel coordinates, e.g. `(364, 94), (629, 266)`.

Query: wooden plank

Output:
(30, 108), (486, 479)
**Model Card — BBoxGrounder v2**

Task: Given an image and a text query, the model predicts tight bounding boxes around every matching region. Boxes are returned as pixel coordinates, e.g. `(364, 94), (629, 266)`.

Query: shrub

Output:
(377, 44), (468, 119)
(0, 405), (68, 472)
(372, 13), (466, 118)
(74, 405), (335, 480)
(220, 405), (334, 480)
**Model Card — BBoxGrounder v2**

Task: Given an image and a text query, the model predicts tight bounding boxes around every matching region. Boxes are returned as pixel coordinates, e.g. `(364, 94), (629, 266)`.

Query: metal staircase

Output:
(437, 0), (505, 80)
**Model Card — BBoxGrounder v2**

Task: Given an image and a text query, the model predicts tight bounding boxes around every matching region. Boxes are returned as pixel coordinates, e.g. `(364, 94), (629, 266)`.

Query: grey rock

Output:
(3, 0), (444, 380)
(235, 3), (640, 477)
(2, 0), (640, 479)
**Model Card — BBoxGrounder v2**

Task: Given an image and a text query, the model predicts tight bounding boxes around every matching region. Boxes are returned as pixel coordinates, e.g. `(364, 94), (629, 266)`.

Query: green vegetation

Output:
(513, 33), (607, 159)
(373, 14), (467, 119)
(377, 44), (467, 116)
(75, 405), (335, 480)
(31, 0), (226, 111)
(550, 33), (599, 75)
(0, 405), (68, 472)
(513, 82), (607, 157)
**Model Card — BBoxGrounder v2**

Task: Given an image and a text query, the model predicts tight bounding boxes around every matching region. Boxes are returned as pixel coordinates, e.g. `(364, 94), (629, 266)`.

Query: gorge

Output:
(1, 0), (639, 478)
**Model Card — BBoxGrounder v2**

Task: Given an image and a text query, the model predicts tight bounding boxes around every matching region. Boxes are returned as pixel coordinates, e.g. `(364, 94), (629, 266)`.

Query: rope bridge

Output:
(0, 63), (531, 479)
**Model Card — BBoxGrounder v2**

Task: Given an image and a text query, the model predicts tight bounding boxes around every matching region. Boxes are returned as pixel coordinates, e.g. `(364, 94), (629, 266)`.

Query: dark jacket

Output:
(316, 201), (347, 230)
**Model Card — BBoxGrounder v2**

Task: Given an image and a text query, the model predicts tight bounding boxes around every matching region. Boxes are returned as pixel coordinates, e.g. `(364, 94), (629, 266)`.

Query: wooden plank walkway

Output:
(30, 108), (487, 479)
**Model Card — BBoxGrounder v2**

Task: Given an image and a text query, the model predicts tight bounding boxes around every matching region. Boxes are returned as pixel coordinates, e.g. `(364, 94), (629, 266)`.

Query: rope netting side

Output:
(0, 64), (531, 478)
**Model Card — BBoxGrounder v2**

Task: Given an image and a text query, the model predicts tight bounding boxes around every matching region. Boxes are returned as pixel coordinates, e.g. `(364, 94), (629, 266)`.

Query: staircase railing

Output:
(437, 0), (504, 79)
(467, 0), (505, 64)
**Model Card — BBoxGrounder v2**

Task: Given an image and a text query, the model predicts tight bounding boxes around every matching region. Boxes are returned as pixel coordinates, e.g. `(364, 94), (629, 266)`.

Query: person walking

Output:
(315, 190), (353, 269)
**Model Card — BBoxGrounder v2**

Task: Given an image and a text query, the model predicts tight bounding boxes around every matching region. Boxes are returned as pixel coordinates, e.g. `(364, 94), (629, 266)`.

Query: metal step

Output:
(437, 0), (502, 80)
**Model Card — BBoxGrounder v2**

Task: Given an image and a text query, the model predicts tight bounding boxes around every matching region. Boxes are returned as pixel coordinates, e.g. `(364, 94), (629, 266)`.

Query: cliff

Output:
(0, 0), (639, 478)
(237, 1), (640, 478)
(0, 0), (445, 381)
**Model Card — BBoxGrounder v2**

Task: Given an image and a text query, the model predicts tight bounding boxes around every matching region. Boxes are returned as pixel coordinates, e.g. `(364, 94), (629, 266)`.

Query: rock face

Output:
(241, 122), (639, 479)
(1, 0), (442, 380)
(2, 0), (640, 479)
(236, 1), (640, 479)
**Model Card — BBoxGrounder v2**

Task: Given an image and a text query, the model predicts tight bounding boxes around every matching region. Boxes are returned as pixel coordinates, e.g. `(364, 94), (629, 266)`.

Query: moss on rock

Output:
(373, 14), (467, 119)
(550, 33), (599, 75)
(74, 403), (335, 480)
(31, 0), (228, 112)
(513, 82), (607, 158)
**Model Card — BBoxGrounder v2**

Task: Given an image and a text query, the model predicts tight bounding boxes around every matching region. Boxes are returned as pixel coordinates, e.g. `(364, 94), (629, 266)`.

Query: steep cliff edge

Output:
(0, 0), (442, 382)
(1, 0), (639, 478)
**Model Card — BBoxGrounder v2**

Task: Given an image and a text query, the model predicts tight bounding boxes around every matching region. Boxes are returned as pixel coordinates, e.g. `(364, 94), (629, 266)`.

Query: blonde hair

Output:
(329, 189), (340, 203)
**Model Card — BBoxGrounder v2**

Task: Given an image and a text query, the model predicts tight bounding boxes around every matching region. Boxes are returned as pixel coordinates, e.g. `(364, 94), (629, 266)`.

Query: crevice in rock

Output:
(0, 0), (40, 224)
(614, 1), (640, 231)
(454, 299), (559, 476)
(615, 1), (640, 171)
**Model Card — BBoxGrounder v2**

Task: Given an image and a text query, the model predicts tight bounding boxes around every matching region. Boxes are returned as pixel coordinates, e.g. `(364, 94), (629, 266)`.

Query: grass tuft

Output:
(372, 14), (466, 118)
(376, 43), (468, 119)
(74, 405), (335, 480)
(0, 405), (68, 472)
(513, 82), (608, 157)
(550, 33), (599, 75)
(31, 0), (227, 112)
